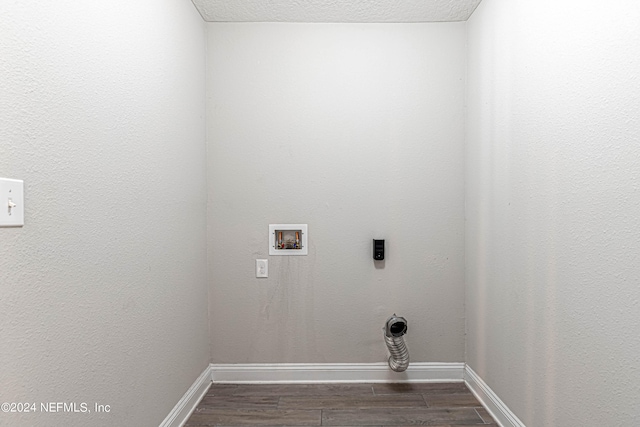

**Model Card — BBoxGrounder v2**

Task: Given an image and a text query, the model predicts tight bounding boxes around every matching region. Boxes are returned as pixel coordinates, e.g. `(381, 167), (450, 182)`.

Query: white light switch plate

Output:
(256, 259), (268, 278)
(0, 178), (24, 227)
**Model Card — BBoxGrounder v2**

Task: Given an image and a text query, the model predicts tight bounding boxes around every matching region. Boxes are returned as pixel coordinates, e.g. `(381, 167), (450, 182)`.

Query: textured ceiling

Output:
(192, 0), (483, 23)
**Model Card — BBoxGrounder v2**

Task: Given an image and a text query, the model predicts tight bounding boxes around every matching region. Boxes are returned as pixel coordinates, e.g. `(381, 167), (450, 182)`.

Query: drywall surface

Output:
(207, 23), (466, 364)
(0, 1), (208, 426)
(466, 0), (640, 425)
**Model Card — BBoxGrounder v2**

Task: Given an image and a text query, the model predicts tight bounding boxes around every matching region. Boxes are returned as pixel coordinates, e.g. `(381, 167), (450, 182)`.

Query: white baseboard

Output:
(159, 365), (212, 427)
(209, 362), (465, 383)
(464, 365), (525, 427)
(160, 363), (525, 427)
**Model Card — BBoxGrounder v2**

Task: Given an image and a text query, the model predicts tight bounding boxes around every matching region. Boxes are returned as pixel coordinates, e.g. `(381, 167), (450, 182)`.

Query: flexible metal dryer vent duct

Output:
(384, 315), (409, 372)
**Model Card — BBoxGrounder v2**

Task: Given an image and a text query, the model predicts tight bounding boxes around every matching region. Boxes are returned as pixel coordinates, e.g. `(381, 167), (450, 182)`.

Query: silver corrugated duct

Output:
(384, 315), (409, 372)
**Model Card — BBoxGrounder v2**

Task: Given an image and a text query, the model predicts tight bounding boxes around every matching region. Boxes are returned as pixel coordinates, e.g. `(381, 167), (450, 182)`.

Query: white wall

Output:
(0, 1), (209, 426)
(206, 23), (466, 364)
(466, 1), (640, 425)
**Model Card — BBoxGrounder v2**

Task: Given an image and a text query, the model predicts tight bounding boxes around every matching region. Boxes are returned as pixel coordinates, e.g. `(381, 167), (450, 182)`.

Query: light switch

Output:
(0, 178), (24, 227)
(256, 259), (268, 278)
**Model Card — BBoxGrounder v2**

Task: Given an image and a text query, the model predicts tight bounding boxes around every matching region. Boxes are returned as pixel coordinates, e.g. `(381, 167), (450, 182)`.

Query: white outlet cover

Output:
(0, 178), (24, 227)
(256, 259), (268, 278)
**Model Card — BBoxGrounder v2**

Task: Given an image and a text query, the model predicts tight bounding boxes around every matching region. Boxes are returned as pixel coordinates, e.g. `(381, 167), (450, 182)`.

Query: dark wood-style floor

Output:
(185, 382), (498, 426)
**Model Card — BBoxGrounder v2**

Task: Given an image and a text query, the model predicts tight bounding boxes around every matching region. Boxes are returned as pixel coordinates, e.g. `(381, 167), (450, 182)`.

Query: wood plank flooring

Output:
(185, 382), (498, 426)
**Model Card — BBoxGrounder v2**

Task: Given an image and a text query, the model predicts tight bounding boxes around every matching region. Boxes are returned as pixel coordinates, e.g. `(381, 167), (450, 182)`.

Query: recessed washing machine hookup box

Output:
(269, 224), (308, 256)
